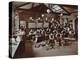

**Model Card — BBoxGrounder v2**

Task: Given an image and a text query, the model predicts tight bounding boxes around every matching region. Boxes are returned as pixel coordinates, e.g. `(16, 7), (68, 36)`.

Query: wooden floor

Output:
(13, 40), (34, 58)
(13, 40), (78, 58)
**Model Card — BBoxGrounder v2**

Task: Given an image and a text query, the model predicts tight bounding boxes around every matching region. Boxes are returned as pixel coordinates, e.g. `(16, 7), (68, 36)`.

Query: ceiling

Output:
(13, 2), (26, 7)
(13, 2), (78, 15)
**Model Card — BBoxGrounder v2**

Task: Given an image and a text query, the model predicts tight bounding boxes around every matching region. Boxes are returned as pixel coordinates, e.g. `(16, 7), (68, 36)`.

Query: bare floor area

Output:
(33, 41), (78, 57)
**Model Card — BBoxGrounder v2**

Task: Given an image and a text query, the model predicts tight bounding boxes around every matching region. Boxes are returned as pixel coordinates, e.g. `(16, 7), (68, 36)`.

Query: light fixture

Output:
(29, 17), (33, 20)
(47, 9), (51, 14)
(41, 14), (44, 17)
(60, 13), (63, 17)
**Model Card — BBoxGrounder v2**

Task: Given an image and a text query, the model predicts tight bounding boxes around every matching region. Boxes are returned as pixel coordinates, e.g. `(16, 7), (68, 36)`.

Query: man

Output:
(49, 33), (55, 49)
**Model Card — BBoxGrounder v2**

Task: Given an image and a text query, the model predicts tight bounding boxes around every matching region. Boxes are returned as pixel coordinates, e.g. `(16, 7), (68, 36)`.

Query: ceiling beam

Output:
(62, 5), (78, 9)
(59, 5), (71, 15)
(16, 3), (31, 8)
(32, 3), (34, 8)
(51, 4), (77, 9)
(70, 11), (78, 14)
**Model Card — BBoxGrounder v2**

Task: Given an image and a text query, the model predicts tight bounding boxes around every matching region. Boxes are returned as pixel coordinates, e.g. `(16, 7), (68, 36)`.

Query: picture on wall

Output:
(9, 1), (78, 58)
